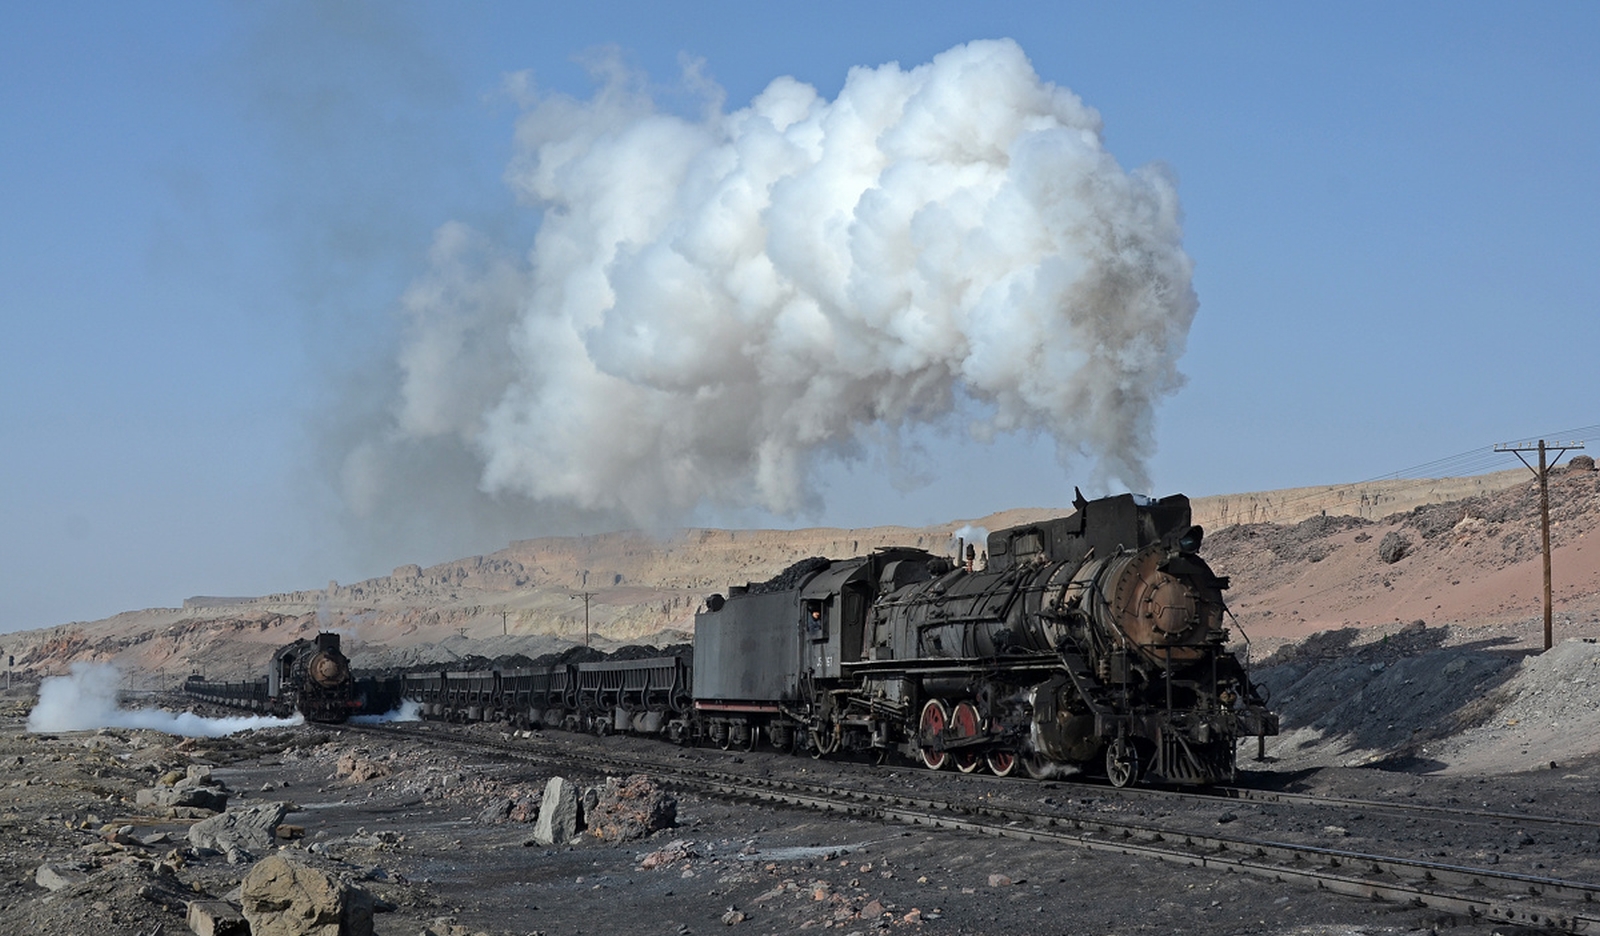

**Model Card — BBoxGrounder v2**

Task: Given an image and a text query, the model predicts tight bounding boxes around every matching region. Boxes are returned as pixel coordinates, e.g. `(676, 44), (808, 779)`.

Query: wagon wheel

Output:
(1105, 737), (1139, 789)
(743, 724), (761, 752)
(950, 702), (983, 774)
(986, 750), (1017, 778)
(918, 699), (950, 771)
(716, 724), (734, 750)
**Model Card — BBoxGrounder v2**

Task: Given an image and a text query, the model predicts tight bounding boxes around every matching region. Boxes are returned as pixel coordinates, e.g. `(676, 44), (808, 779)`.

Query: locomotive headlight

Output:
(1178, 525), (1204, 554)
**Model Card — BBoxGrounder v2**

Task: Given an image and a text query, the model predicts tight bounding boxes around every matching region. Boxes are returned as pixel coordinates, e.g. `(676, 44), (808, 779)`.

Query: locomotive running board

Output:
(841, 654), (1059, 677)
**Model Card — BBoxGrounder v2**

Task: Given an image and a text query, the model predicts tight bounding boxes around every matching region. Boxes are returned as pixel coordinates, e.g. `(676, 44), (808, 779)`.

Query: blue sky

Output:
(2, 2), (1596, 633)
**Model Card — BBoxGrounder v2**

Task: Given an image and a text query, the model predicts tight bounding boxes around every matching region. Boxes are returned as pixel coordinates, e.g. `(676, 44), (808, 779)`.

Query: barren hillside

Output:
(2, 464), (1594, 684)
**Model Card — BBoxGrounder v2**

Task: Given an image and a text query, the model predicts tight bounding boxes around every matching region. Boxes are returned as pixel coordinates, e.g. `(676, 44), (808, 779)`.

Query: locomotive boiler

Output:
(273, 632), (357, 723)
(694, 491), (1276, 785)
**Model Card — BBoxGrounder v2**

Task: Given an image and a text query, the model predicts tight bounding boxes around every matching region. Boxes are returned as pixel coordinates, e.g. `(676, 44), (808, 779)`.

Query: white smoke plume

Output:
(349, 698), (422, 724)
(27, 663), (304, 737)
(348, 39), (1196, 527)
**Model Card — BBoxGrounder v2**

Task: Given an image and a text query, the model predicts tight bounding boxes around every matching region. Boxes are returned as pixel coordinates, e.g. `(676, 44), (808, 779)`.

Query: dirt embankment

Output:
(1209, 462), (1600, 649)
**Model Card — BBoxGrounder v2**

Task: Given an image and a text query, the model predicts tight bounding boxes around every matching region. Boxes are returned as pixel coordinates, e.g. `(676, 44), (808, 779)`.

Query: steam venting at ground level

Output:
(26, 663), (303, 737)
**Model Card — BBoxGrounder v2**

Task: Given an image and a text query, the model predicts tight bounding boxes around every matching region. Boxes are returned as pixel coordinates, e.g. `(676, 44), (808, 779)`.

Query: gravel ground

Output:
(1254, 628), (1600, 774)
(5, 618), (1600, 936)
(4, 655), (1600, 936)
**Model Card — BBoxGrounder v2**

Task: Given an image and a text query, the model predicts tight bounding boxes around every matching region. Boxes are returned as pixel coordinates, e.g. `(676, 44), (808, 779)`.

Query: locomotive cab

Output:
(801, 561), (876, 678)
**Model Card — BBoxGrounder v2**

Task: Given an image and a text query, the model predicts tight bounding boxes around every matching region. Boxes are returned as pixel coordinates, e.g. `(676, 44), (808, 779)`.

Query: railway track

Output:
(1027, 775), (1600, 835)
(348, 720), (1600, 933)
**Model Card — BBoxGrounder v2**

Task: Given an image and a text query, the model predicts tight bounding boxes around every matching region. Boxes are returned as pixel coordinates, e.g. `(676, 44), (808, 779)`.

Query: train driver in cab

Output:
(806, 601), (824, 638)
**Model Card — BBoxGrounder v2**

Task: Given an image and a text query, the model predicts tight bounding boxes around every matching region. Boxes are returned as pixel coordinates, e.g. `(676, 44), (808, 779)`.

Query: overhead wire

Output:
(1199, 421), (1598, 526)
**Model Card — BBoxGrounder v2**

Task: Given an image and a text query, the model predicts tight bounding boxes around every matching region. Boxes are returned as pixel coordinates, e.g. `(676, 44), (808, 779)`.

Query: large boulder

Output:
(1378, 530), (1411, 564)
(533, 776), (580, 845)
(241, 854), (373, 936)
(584, 775), (676, 842)
(189, 801), (290, 863)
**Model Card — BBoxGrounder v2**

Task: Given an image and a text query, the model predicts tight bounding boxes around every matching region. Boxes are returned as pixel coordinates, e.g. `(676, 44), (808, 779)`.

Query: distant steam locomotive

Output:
(397, 492), (1277, 787)
(184, 632), (358, 724)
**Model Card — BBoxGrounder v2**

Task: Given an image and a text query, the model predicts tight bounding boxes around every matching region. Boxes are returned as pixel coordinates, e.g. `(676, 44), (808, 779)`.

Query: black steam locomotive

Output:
(185, 632), (358, 724)
(695, 491), (1275, 785)
(399, 492), (1276, 787)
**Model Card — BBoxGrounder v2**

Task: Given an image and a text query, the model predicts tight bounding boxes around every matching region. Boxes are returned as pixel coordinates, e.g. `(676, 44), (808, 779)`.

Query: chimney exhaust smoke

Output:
(344, 39), (1198, 529)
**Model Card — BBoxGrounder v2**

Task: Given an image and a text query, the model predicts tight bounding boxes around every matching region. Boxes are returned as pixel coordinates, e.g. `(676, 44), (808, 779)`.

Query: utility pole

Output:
(572, 592), (596, 647)
(500, 610), (508, 637)
(1496, 438), (1585, 651)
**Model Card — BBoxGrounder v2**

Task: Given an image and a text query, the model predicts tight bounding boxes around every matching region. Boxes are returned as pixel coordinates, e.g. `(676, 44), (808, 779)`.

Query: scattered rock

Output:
(240, 853), (374, 936)
(1378, 531), (1411, 564)
(336, 751), (388, 784)
(533, 776), (580, 845)
(34, 863), (89, 892)
(186, 898), (249, 936)
(639, 839), (698, 869)
(137, 764), (231, 813)
(584, 774), (676, 842)
(189, 801), (290, 863)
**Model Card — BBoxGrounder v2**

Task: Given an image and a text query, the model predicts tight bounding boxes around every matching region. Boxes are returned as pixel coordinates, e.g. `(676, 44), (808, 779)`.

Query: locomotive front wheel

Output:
(1106, 738), (1139, 788)
(951, 702), (983, 774)
(986, 751), (1017, 777)
(918, 699), (950, 771)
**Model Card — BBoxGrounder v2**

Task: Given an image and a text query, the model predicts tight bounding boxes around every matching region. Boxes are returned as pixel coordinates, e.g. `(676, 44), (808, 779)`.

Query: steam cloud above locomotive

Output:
(343, 39), (1198, 525)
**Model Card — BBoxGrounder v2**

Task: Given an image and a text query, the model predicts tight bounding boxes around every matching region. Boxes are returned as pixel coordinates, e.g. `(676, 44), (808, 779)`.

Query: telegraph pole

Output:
(1496, 438), (1585, 651)
(572, 592), (596, 647)
(500, 609), (508, 637)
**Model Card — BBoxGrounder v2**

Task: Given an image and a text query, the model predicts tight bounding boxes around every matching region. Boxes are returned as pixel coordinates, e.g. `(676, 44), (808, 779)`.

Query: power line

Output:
(1198, 421), (1599, 525)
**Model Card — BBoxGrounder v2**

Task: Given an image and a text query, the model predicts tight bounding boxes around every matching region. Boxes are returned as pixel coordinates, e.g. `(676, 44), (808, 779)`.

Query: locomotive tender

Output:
(393, 491), (1276, 787)
(696, 491), (1276, 785)
(185, 632), (359, 724)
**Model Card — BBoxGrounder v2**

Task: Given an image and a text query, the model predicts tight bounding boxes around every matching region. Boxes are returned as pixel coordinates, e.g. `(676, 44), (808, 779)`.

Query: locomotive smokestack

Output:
(341, 39), (1196, 528)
